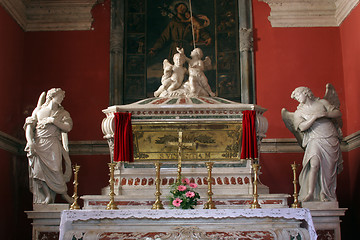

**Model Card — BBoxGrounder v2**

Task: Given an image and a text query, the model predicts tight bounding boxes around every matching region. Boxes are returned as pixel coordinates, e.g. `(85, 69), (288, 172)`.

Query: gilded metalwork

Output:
(70, 164), (81, 210)
(204, 161), (216, 209)
(291, 162), (302, 208)
(250, 163), (261, 209)
(106, 163), (118, 210)
(132, 122), (242, 162)
(152, 161), (164, 210)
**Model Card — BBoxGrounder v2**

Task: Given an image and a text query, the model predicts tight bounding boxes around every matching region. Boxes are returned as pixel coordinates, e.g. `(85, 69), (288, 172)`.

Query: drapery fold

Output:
(240, 110), (258, 160)
(114, 112), (134, 162)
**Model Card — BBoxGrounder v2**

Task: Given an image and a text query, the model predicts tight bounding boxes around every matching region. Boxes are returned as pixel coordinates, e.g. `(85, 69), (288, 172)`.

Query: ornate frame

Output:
(109, 0), (255, 105)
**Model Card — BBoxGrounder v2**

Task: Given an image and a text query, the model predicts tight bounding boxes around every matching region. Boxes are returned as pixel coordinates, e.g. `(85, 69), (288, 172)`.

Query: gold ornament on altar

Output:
(152, 161), (164, 210)
(250, 163), (261, 209)
(291, 161), (301, 208)
(70, 164), (81, 210)
(106, 162), (118, 210)
(204, 161), (216, 209)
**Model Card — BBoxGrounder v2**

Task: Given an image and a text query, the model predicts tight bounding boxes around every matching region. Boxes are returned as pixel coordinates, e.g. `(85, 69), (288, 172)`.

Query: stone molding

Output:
(259, 0), (360, 27)
(1, 130), (359, 155)
(0, 0), (99, 31)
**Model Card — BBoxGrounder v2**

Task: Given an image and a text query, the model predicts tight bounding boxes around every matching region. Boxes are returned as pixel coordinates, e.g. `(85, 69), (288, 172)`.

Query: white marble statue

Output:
(184, 48), (216, 97)
(24, 88), (73, 204)
(153, 47), (215, 98)
(282, 84), (343, 202)
(154, 52), (187, 97)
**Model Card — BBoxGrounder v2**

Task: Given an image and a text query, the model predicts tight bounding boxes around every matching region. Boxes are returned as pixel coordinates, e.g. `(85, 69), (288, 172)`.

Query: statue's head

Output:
(291, 86), (315, 103)
(173, 53), (185, 66)
(45, 88), (65, 105)
(190, 48), (203, 59)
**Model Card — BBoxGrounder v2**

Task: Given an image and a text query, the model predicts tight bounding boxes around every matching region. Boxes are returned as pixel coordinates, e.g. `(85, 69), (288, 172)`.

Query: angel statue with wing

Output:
(282, 84), (343, 202)
(181, 47), (215, 97)
(24, 88), (73, 204)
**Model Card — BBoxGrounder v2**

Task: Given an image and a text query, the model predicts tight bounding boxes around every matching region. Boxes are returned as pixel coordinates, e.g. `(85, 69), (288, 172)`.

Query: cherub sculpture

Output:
(282, 84), (343, 202)
(154, 51), (187, 97)
(24, 88), (73, 204)
(180, 47), (215, 97)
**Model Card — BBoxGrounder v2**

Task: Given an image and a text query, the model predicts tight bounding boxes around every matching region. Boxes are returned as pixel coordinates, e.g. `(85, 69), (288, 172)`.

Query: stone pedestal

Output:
(26, 204), (69, 240)
(302, 202), (346, 240)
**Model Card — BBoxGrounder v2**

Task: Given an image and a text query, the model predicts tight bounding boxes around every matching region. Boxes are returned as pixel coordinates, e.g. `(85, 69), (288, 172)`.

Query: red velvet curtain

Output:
(114, 112), (134, 162)
(240, 110), (258, 160)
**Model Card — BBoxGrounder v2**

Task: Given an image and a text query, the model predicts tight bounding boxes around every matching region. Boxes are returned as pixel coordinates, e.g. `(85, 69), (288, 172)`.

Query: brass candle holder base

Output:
(250, 163), (261, 209)
(152, 161), (164, 210)
(106, 162), (118, 210)
(70, 164), (81, 210)
(204, 161), (216, 209)
(291, 161), (301, 208)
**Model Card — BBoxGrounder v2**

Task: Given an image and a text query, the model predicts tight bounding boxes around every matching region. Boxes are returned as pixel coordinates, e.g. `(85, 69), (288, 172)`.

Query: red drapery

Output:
(114, 112), (134, 162)
(240, 110), (258, 160)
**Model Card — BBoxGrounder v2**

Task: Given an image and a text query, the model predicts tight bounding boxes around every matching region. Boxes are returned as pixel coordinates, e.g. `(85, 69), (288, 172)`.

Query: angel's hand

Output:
(177, 47), (184, 54)
(46, 117), (55, 124)
(27, 141), (37, 155)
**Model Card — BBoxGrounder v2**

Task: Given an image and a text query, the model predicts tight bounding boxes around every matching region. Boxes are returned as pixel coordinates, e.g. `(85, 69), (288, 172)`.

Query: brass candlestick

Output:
(250, 163), (261, 209)
(204, 161), (216, 209)
(152, 161), (164, 210)
(291, 161), (301, 208)
(106, 162), (118, 210)
(176, 131), (183, 183)
(70, 164), (81, 210)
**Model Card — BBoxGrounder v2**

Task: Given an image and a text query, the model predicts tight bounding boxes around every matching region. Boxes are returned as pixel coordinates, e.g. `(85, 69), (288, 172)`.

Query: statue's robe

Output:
(24, 107), (72, 203)
(294, 100), (343, 201)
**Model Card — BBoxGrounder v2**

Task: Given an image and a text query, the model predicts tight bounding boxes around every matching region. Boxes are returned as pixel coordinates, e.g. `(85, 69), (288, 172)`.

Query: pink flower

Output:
(178, 185), (187, 191)
(189, 183), (198, 188)
(186, 191), (195, 198)
(182, 178), (190, 184)
(172, 198), (182, 207)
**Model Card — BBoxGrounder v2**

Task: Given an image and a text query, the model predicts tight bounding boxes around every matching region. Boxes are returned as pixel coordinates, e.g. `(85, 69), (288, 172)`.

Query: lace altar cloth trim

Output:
(59, 208), (317, 240)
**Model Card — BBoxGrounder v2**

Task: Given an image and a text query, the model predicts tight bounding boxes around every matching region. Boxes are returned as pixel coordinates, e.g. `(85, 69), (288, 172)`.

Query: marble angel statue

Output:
(24, 88), (73, 204)
(179, 47), (216, 97)
(281, 84), (343, 202)
(154, 51), (187, 97)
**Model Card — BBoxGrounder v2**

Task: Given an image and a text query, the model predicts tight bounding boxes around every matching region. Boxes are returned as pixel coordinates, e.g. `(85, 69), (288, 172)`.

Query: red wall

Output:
(0, 6), (25, 138)
(22, 0), (110, 141)
(253, 1), (346, 138)
(0, 5), (27, 239)
(340, 3), (360, 135)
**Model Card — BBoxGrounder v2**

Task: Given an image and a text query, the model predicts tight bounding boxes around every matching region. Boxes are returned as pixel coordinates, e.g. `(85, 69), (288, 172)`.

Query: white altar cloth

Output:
(60, 208), (317, 240)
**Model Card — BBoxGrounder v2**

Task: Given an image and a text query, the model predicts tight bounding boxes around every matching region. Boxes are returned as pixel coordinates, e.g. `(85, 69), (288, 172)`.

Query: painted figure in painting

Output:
(282, 84), (343, 202)
(24, 88), (73, 204)
(149, 1), (211, 61)
(154, 52), (187, 97)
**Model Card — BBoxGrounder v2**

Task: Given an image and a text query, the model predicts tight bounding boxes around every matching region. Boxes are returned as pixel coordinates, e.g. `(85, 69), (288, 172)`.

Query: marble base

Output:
(26, 204), (69, 240)
(81, 193), (290, 210)
(302, 201), (346, 240)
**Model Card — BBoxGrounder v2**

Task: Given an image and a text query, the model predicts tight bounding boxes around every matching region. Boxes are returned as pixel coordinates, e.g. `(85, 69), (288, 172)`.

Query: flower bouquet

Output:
(169, 178), (200, 209)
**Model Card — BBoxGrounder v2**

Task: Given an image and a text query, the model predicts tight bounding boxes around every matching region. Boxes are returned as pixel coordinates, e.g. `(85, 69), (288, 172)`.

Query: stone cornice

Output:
(259, 0), (359, 27)
(0, 0), (99, 31)
(1, 130), (359, 156)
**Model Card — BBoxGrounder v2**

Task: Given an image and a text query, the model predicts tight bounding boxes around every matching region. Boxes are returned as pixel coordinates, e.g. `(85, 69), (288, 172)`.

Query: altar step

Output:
(81, 193), (290, 210)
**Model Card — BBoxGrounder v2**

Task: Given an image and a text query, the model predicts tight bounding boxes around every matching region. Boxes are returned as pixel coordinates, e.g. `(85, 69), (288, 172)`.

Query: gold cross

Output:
(167, 129), (195, 182)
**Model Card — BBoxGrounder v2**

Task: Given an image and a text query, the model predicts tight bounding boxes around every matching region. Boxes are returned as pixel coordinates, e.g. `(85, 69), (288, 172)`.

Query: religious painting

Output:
(110, 0), (255, 104)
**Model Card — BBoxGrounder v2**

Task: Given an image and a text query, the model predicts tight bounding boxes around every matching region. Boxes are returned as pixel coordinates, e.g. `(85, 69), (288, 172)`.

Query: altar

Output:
(26, 97), (345, 239)
(60, 208), (317, 240)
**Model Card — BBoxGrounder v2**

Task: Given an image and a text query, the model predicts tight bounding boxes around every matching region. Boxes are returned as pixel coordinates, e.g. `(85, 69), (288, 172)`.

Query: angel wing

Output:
(204, 56), (212, 71)
(323, 83), (343, 138)
(281, 108), (305, 150)
(163, 59), (172, 70)
(37, 92), (46, 108)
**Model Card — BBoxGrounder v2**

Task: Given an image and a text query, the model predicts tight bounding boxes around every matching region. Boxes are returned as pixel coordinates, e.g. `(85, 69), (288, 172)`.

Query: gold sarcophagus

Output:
(102, 97), (268, 163)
